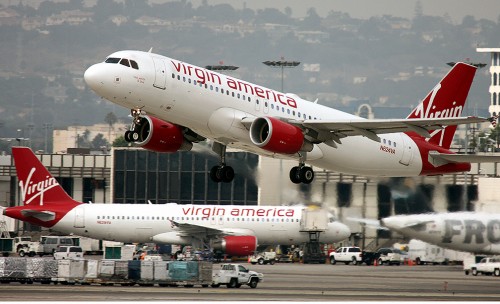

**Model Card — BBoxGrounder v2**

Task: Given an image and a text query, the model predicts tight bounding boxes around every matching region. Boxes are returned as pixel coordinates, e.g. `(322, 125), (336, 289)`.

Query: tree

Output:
(105, 112), (117, 142)
(113, 135), (130, 147)
(77, 129), (91, 148)
(91, 133), (109, 149)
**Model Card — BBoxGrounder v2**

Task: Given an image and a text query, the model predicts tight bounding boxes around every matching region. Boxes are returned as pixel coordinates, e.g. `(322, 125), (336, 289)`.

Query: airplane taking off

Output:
(84, 50), (499, 184)
(350, 212), (500, 255)
(2, 147), (350, 256)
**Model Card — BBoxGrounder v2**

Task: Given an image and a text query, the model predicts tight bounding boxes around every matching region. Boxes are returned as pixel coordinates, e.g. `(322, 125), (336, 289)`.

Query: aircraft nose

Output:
(380, 217), (399, 230)
(339, 223), (351, 240)
(84, 64), (105, 91)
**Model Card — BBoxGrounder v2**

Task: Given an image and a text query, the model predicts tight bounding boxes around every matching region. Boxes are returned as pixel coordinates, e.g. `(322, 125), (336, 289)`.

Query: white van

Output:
(53, 246), (84, 260)
(408, 239), (447, 265)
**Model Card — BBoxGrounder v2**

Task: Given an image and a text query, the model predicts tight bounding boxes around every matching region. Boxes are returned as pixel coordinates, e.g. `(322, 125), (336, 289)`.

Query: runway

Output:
(1, 263), (499, 301)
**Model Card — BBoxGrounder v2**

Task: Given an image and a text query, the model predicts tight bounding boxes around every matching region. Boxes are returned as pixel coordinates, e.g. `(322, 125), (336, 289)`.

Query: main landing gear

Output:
(124, 108), (143, 142)
(289, 153), (314, 184)
(210, 142), (235, 183)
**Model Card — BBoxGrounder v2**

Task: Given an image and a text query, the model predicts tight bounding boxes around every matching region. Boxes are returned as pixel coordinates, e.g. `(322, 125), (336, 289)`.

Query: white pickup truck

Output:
(212, 263), (264, 288)
(470, 256), (500, 276)
(329, 246), (363, 265)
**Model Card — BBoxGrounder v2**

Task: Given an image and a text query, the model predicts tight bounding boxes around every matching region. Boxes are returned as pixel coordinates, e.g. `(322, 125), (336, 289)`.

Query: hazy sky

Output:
(185, 0), (500, 23)
(3, 0), (499, 23)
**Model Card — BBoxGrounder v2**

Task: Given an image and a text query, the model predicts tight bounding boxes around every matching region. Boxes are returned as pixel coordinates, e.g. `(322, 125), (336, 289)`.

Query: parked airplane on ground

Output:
(350, 212), (500, 255)
(2, 147), (351, 256)
(84, 51), (499, 184)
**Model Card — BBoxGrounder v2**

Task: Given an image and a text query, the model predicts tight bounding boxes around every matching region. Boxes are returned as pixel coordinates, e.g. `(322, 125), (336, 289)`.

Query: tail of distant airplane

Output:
(406, 62), (477, 149)
(3, 147), (81, 227)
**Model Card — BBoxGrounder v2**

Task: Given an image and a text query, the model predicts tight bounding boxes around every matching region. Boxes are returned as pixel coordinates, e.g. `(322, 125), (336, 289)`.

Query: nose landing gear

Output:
(124, 108), (143, 142)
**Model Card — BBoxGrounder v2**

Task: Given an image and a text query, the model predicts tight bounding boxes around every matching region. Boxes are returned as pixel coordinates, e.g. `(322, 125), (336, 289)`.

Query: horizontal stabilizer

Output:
(347, 217), (389, 230)
(429, 151), (500, 167)
(20, 210), (56, 221)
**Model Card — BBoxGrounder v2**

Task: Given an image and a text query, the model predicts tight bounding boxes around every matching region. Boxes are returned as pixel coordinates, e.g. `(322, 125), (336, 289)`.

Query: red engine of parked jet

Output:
(250, 116), (312, 154)
(131, 116), (193, 153)
(212, 236), (257, 256)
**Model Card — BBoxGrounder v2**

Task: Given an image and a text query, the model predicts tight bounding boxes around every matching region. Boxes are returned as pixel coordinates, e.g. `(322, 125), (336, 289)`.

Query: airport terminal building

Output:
(1, 147), (500, 249)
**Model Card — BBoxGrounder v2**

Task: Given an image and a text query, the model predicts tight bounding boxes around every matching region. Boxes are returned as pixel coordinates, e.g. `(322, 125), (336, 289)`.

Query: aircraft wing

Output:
(293, 116), (487, 145)
(171, 220), (255, 237)
(392, 219), (435, 229)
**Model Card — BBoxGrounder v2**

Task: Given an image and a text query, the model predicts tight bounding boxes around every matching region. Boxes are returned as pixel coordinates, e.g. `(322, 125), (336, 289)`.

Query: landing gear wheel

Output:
(289, 166), (301, 184)
(220, 166), (234, 183)
(210, 165), (235, 183)
(289, 166), (314, 184)
(131, 131), (140, 141)
(299, 166), (314, 184)
(210, 166), (222, 183)
(124, 131), (132, 142)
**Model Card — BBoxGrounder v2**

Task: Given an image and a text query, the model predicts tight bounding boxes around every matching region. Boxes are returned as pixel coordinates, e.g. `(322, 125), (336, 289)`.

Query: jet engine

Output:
(127, 115), (193, 153)
(249, 116), (312, 154)
(211, 235), (257, 256)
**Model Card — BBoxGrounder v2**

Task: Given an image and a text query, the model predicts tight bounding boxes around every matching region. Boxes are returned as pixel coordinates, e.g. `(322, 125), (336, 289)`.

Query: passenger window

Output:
(119, 59), (130, 67)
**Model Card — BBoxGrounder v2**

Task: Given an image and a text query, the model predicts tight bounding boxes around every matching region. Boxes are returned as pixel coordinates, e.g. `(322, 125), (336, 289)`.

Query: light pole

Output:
(43, 123), (52, 153)
(205, 63), (239, 71)
(263, 58), (301, 92)
(263, 58), (301, 205)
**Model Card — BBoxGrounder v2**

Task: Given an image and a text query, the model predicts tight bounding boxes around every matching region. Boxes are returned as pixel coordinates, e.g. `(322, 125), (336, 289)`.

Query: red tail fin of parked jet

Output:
(406, 62), (477, 149)
(4, 147), (81, 227)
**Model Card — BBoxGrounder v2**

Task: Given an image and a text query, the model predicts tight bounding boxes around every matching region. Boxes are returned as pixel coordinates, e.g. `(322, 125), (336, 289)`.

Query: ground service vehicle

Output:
(211, 263), (263, 288)
(360, 251), (380, 265)
(408, 239), (447, 265)
(329, 247), (362, 265)
(470, 257), (500, 276)
(53, 246), (84, 260)
(376, 248), (402, 265)
(249, 252), (276, 265)
(13, 237), (33, 256)
(28, 236), (74, 256)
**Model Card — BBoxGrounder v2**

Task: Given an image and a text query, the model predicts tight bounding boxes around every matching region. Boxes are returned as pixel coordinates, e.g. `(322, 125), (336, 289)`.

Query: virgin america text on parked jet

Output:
(2, 147), (350, 256)
(84, 50), (497, 184)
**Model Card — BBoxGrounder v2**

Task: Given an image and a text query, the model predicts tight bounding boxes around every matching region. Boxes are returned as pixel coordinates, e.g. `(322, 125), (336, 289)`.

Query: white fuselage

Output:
(382, 212), (500, 254)
(84, 50), (423, 177)
(52, 203), (350, 245)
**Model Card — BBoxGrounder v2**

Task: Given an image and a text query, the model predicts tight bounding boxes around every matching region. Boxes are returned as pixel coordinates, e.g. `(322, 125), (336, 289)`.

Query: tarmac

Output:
(1, 262), (499, 301)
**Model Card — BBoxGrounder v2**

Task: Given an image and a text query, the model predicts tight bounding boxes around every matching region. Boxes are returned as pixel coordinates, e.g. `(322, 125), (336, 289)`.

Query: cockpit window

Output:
(105, 57), (139, 70)
(120, 59), (130, 67)
(105, 57), (120, 64)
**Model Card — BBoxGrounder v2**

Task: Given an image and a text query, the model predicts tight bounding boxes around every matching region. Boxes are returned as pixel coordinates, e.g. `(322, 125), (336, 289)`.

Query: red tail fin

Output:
(4, 147), (81, 228)
(406, 62), (477, 149)
(13, 147), (77, 206)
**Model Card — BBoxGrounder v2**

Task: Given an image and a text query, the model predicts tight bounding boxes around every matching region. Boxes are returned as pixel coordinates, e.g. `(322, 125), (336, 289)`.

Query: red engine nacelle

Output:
(212, 236), (257, 256)
(134, 116), (192, 153)
(250, 116), (312, 154)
